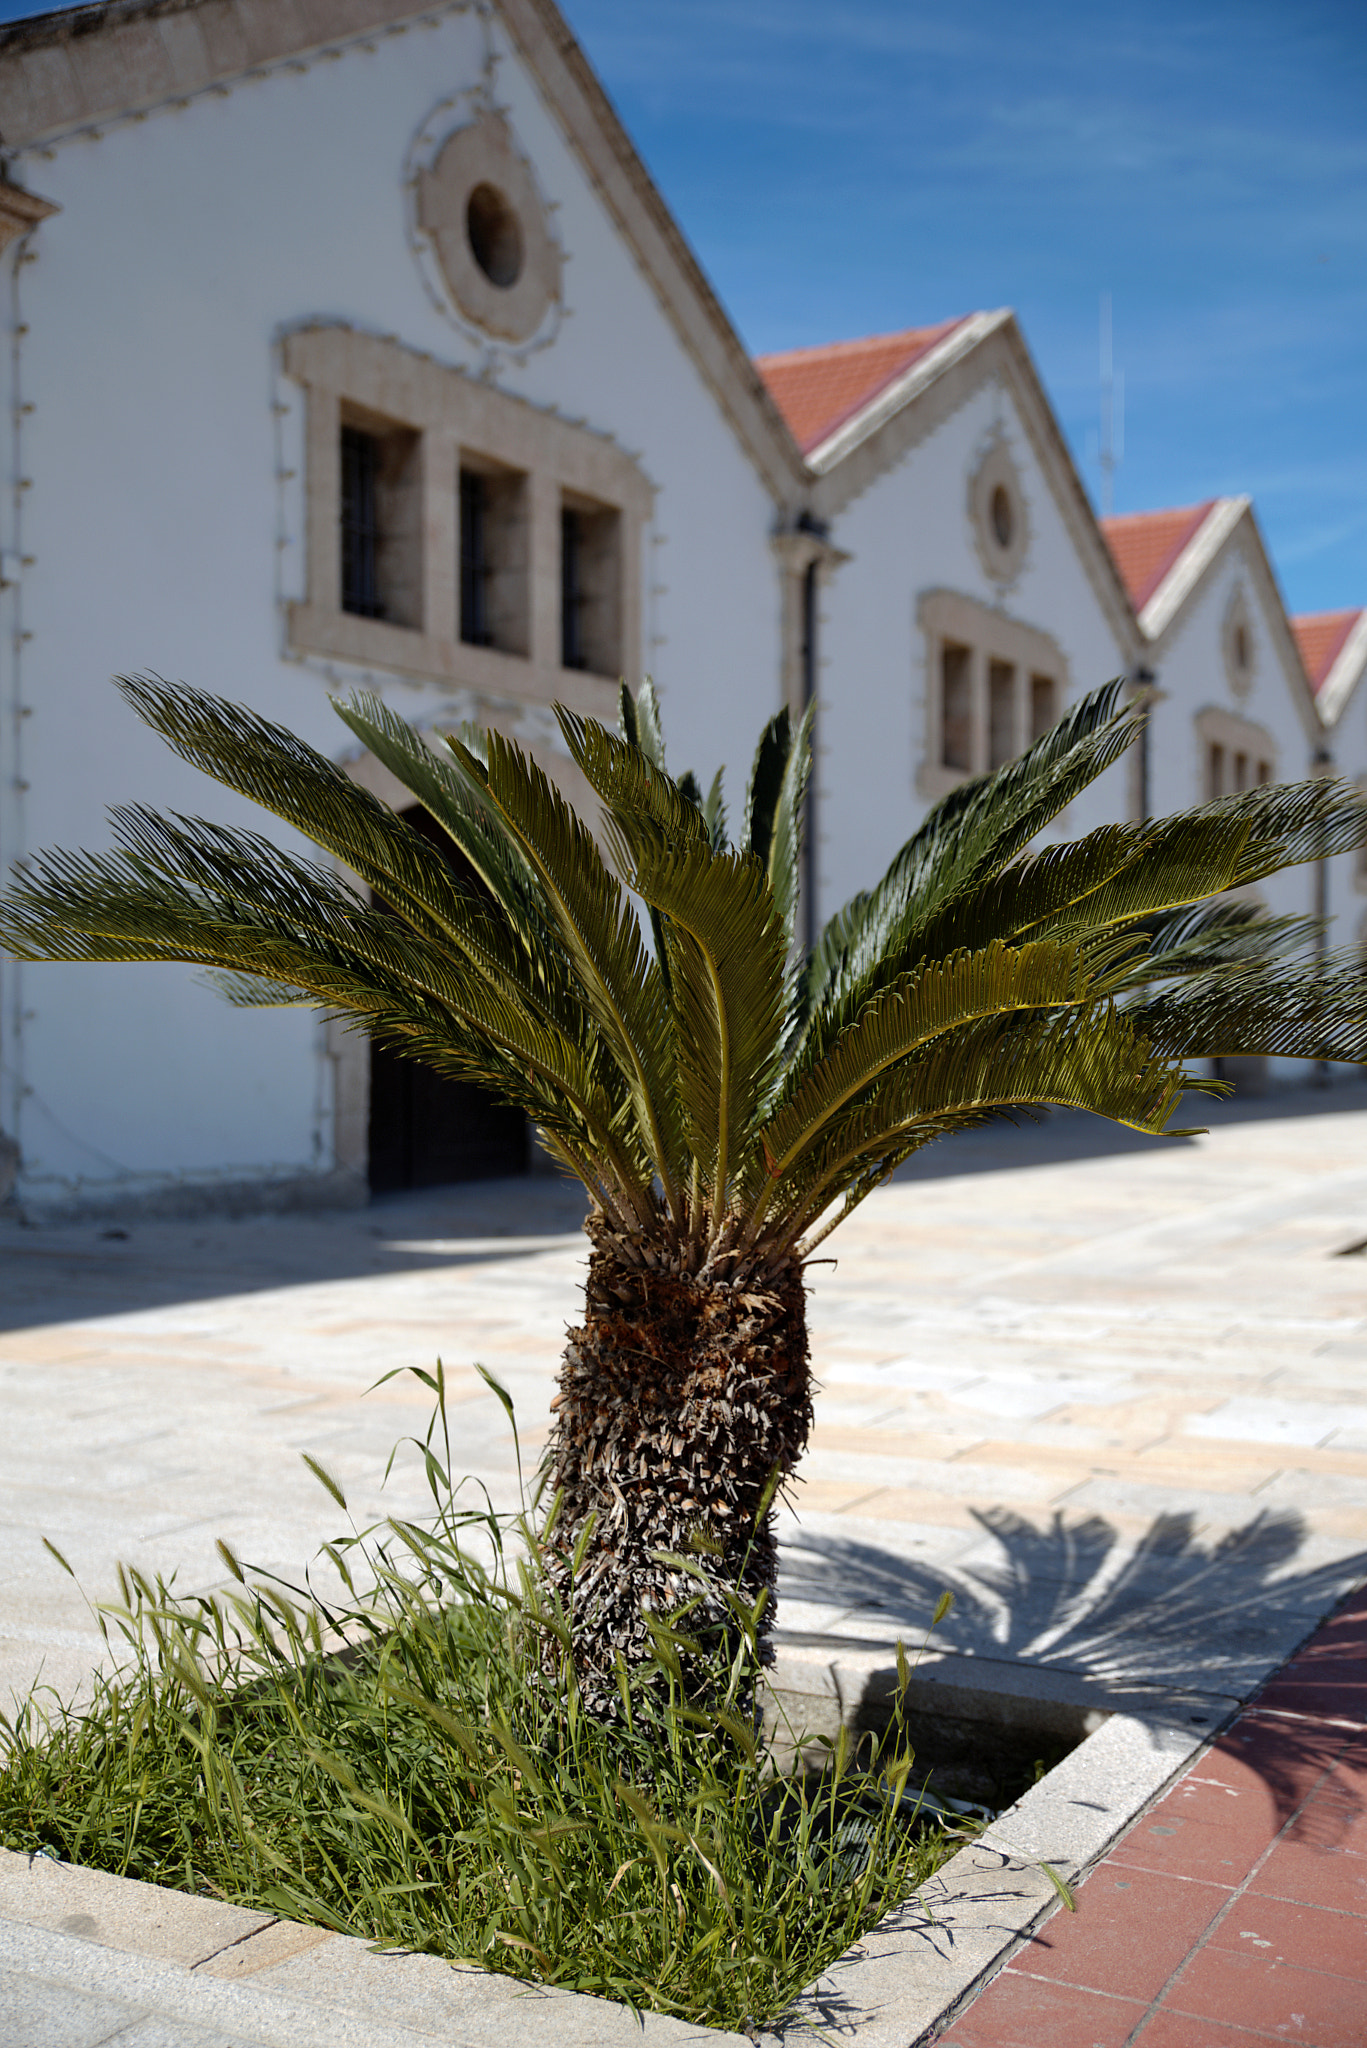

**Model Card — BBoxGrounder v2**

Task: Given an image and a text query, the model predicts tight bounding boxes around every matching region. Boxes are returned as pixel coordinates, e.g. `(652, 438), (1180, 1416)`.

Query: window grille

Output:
(460, 469), (492, 646)
(340, 427), (383, 618)
(561, 506), (586, 669)
(940, 642), (972, 770)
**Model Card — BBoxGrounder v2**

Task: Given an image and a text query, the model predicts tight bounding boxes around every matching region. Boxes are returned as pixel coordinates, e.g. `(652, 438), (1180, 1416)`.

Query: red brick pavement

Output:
(937, 1587), (1367, 2047)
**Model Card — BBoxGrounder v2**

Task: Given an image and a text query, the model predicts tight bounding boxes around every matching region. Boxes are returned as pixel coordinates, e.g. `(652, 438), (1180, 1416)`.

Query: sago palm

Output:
(3, 675), (1366, 1710)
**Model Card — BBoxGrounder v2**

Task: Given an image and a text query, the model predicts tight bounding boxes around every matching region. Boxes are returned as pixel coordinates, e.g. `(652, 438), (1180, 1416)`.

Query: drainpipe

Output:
(800, 548), (820, 955)
(1131, 664), (1156, 821)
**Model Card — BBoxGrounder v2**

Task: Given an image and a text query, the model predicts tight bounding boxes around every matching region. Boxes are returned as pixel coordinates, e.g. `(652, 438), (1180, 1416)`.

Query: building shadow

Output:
(0, 1172), (591, 1333)
(779, 1505), (1367, 1839)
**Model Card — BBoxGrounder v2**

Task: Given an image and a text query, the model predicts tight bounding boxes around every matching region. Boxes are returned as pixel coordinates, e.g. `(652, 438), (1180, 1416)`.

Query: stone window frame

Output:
(1195, 705), (1277, 802)
(283, 325), (651, 714)
(968, 434), (1031, 586)
(917, 589), (1068, 802)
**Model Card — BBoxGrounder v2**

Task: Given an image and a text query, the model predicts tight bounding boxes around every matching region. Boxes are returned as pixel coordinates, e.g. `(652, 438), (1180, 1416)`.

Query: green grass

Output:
(0, 1367), (961, 2033)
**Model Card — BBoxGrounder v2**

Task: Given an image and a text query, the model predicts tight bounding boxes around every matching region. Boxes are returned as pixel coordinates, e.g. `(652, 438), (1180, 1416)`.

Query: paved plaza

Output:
(2, 1081), (1367, 2042)
(4, 1083), (1367, 1715)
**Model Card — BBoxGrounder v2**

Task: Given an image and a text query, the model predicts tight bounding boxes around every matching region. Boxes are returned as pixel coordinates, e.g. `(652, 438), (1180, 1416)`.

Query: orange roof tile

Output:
(755, 319), (973, 456)
(1291, 609), (1365, 694)
(1099, 503), (1219, 613)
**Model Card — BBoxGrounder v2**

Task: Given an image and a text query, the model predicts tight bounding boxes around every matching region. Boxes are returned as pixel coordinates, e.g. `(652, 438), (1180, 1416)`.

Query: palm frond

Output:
(449, 725), (685, 1213)
(1127, 958), (1367, 1066)
(1101, 901), (1324, 996)
(745, 939), (1093, 1220)
(779, 1003), (1188, 1246)
(908, 780), (1367, 967)
(629, 834), (788, 1218)
(743, 704), (813, 960)
(330, 693), (551, 941)
(116, 677), (507, 957)
(0, 812), (650, 1218)
(795, 680), (1140, 1048)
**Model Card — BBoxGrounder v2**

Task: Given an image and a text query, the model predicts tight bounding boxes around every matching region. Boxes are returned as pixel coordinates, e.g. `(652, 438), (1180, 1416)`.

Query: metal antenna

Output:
(1099, 292), (1124, 517)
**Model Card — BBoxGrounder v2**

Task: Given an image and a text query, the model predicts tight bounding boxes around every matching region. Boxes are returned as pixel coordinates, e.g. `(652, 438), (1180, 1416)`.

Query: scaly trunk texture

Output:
(542, 1216), (813, 1717)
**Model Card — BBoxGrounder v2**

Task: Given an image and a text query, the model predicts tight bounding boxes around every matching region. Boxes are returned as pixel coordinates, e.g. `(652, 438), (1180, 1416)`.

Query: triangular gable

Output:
(1102, 495), (1321, 742)
(778, 309), (1140, 653)
(755, 319), (972, 457)
(1294, 609), (1367, 728)
(0, 0), (808, 504)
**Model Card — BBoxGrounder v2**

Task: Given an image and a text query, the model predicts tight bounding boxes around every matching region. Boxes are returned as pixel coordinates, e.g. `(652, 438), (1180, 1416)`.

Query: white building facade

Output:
(0, 0), (1357, 1217)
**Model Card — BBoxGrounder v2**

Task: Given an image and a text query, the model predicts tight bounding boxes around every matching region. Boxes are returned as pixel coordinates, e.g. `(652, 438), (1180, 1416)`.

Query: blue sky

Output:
(556, 0), (1366, 618)
(0, 0), (1360, 612)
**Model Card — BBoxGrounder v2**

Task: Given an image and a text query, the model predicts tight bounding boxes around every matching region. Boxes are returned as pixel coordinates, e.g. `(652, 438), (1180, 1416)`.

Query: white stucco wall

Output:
(814, 373), (1133, 923)
(0, 6), (782, 1208)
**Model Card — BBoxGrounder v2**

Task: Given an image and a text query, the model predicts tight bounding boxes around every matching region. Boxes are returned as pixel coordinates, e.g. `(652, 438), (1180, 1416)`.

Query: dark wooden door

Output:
(367, 804), (528, 1192)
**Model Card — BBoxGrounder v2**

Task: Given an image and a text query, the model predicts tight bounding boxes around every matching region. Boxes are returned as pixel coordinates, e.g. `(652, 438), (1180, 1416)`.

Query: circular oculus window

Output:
(417, 113), (560, 343)
(466, 182), (523, 289)
(969, 438), (1030, 584)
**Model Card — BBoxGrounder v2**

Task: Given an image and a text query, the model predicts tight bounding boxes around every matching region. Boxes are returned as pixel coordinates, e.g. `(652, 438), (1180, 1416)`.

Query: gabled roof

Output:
(1100, 503), (1218, 614)
(0, 0), (809, 504)
(1293, 608), (1367, 728)
(1100, 498), (1248, 641)
(754, 318), (973, 457)
(1102, 495), (1322, 743)
(768, 310), (1140, 653)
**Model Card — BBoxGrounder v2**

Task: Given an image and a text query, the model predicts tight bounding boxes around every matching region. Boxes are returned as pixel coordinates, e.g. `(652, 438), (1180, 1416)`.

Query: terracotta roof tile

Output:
(1099, 502), (1219, 613)
(1291, 609), (1365, 694)
(755, 318), (973, 456)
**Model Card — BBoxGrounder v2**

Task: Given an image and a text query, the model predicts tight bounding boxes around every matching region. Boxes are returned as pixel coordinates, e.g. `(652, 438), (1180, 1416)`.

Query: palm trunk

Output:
(541, 1216), (812, 1718)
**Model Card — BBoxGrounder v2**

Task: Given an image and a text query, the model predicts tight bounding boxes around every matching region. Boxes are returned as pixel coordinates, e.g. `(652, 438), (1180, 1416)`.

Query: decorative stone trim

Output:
(416, 108), (561, 344)
(0, 0), (808, 507)
(916, 588), (1069, 803)
(1194, 704), (1277, 799)
(968, 431), (1030, 586)
(281, 322), (651, 704)
(0, 175), (56, 252)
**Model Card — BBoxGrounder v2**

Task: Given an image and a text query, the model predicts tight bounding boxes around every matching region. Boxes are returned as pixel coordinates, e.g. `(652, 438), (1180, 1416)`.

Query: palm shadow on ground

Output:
(779, 1505), (1367, 1839)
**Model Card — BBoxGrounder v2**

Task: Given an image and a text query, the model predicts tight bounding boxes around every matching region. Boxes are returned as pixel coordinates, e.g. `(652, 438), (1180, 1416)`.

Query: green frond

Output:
(795, 680), (1139, 1046)
(778, 1003), (1186, 1247)
(702, 766), (728, 853)
(628, 833), (788, 1216)
(557, 707), (707, 856)
(330, 693), (550, 941)
(116, 677), (510, 959)
(0, 810), (651, 1218)
(909, 779), (1367, 967)
(1100, 901), (1324, 995)
(744, 704), (812, 958)
(618, 679), (668, 775)
(745, 939), (1093, 1219)
(449, 724), (683, 1214)
(1126, 957), (1367, 1066)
